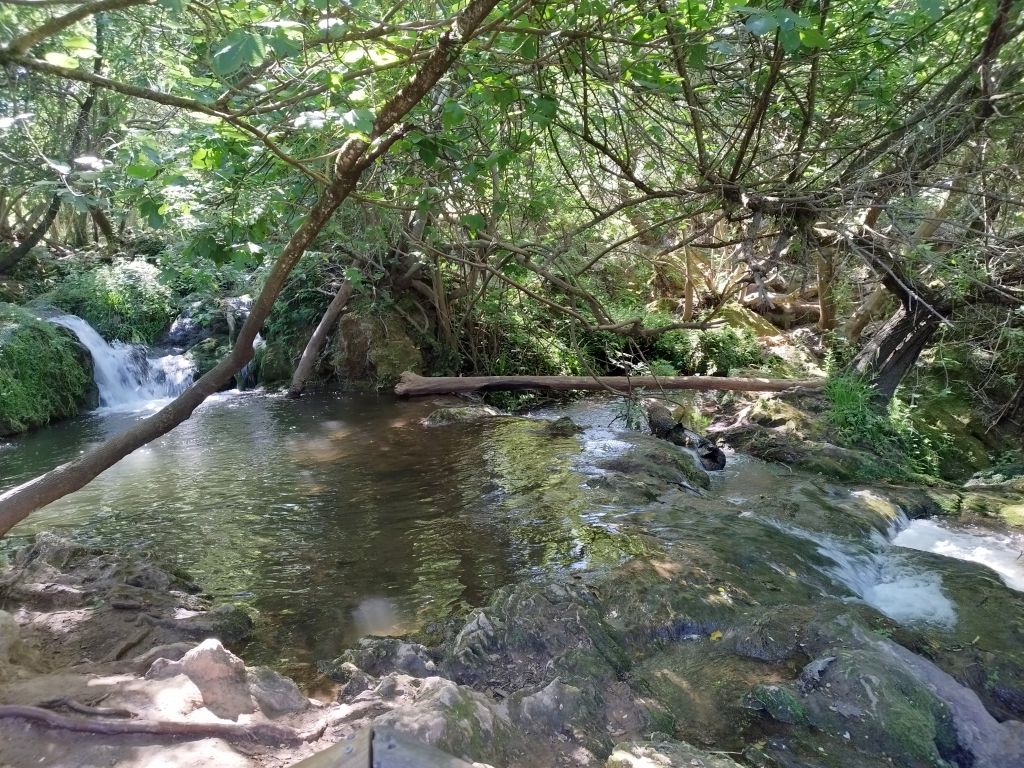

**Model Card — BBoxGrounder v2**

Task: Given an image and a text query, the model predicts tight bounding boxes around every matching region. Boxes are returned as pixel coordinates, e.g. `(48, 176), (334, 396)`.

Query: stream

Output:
(2, 316), (1023, 685)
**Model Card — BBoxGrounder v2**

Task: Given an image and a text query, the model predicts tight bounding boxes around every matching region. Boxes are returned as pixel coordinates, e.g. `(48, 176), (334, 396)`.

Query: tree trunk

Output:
(0, 15), (105, 273)
(395, 371), (823, 397)
(844, 287), (888, 343)
(851, 305), (939, 402)
(287, 279), (353, 398)
(0, 0), (502, 536)
(816, 249), (836, 331)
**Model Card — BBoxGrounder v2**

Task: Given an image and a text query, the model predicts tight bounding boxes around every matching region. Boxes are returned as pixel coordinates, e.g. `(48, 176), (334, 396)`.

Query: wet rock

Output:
(742, 683), (808, 725)
(247, 665), (310, 717)
(336, 638), (438, 679)
(185, 336), (232, 382)
(148, 638), (256, 719)
(607, 739), (743, 768)
(171, 603), (254, 644)
(423, 406), (503, 426)
(596, 433), (710, 491)
(373, 676), (513, 764)
(543, 416), (585, 437)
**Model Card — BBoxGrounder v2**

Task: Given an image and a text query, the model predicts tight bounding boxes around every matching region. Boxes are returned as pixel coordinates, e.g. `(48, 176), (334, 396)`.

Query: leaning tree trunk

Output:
(850, 305), (940, 402)
(0, 0), (502, 536)
(288, 279), (353, 398)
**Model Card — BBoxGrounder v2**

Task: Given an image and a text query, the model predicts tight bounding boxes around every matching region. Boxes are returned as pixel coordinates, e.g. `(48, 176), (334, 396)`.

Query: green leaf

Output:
(126, 164), (159, 180)
(442, 99), (467, 129)
(269, 30), (302, 58)
(460, 213), (487, 234)
(339, 108), (375, 135)
(799, 28), (827, 48)
(780, 27), (801, 53)
(687, 43), (707, 72)
(43, 51), (79, 69)
(744, 13), (778, 36)
(212, 30), (266, 76)
(157, 0), (190, 12)
(528, 94), (558, 126)
(191, 147), (219, 170)
(916, 0), (943, 20)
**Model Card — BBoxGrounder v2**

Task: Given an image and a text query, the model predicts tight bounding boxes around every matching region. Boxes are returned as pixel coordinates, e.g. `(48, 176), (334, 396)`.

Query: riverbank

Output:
(3, 406), (1024, 766)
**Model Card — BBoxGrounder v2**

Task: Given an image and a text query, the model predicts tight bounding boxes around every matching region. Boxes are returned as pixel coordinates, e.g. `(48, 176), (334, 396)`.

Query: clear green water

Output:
(0, 393), (628, 677)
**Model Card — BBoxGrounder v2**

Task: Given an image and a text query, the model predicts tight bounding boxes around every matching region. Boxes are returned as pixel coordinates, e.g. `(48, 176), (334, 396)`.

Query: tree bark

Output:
(0, 0), (502, 536)
(395, 371), (823, 397)
(844, 286), (888, 343)
(851, 306), (940, 402)
(287, 279), (353, 398)
(0, 15), (105, 273)
(816, 249), (836, 331)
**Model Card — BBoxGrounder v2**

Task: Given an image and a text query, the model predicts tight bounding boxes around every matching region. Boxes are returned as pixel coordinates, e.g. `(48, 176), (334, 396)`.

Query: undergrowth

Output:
(824, 372), (942, 478)
(41, 260), (175, 343)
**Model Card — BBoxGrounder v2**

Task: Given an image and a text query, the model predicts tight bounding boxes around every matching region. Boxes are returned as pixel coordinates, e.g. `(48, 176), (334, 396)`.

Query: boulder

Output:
(147, 638), (256, 720)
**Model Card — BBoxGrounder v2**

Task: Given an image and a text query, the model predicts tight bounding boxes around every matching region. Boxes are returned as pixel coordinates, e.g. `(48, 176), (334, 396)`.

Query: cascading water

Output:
(893, 517), (1024, 592)
(50, 315), (195, 410)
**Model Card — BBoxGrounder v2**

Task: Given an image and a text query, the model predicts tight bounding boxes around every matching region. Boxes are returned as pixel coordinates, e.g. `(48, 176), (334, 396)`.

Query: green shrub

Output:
(0, 303), (92, 434)
(42, 260), (174, 343)
(824, 372), (941, 478)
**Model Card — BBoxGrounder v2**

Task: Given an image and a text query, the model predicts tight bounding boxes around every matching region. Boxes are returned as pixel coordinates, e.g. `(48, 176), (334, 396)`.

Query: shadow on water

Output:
(0, 393), (633, 676)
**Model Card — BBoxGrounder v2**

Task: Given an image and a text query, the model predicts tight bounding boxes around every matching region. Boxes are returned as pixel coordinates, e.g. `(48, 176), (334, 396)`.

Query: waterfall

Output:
(50, 315), (195, 410)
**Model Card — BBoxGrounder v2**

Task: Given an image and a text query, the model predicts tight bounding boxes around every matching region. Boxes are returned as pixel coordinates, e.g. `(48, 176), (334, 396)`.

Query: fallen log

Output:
(395, 371), (823, 397)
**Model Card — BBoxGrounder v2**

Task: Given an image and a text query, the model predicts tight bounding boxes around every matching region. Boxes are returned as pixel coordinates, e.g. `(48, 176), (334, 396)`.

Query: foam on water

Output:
(766, 519), (958, 626)
(50, 315), (194, 411)
(893, 519), (1024, 592)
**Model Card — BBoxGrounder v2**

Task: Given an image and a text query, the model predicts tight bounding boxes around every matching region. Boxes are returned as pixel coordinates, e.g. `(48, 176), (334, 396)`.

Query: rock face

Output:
(331, 310), (423, 388)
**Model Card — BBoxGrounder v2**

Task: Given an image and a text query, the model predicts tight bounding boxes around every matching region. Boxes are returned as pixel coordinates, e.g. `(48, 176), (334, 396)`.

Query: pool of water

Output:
(1, 392), (632, 675)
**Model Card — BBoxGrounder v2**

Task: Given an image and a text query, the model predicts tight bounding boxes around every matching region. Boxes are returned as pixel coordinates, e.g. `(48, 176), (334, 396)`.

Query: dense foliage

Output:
(1, 0), (1022, 456)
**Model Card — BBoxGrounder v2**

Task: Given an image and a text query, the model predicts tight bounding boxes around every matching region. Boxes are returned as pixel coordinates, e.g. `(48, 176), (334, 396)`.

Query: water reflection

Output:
(1, 393), (636, 674)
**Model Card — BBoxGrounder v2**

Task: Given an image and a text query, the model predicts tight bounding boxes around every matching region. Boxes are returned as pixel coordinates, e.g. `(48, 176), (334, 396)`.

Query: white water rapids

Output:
(893, 518), (1024, 592)
(50, 315), (194, 410)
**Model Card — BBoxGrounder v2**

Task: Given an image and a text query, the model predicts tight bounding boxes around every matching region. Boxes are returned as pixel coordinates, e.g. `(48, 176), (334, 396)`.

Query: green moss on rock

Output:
(0, 303), (94, 435)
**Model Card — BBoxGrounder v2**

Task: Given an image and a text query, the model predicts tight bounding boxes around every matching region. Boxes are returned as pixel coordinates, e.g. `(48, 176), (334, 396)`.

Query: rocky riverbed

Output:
(2, 408), (1024, 767)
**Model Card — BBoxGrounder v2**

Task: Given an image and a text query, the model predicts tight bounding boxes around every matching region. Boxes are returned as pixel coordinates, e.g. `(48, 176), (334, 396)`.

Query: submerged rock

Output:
(423, 405), (503, 426)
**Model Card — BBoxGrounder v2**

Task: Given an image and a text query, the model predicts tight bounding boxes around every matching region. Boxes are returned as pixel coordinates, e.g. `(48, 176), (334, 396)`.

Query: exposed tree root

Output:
(0, 704), (311, 745)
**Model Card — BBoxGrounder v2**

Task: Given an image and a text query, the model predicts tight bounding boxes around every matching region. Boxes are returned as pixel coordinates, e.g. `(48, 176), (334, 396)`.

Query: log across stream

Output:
(394, 371), (824, 396)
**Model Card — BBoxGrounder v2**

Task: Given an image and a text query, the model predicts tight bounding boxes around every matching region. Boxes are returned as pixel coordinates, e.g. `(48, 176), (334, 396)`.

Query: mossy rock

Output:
(331, 310), (423, 389)
(717, 303), (783, 338)
(423, 405), (503, 426)
(185, 336), (230, 380)
(0, 303), (94, 435)
(596, 433), (711, 491)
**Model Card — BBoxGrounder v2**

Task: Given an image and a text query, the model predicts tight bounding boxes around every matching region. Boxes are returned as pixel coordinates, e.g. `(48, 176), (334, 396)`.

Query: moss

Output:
(0, 303), (93, 435)
(743, 683), (809, 725)
(331, 310), (423, 388)
(185, 336), (230, 378)
(39, 260), (174, 343)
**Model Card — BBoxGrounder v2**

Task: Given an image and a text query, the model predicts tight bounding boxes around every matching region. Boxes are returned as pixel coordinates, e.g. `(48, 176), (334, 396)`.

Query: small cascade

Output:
(761, 517), (958, 626)
(50, 315), (195, 410)
(893, 519), (1024, 592)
